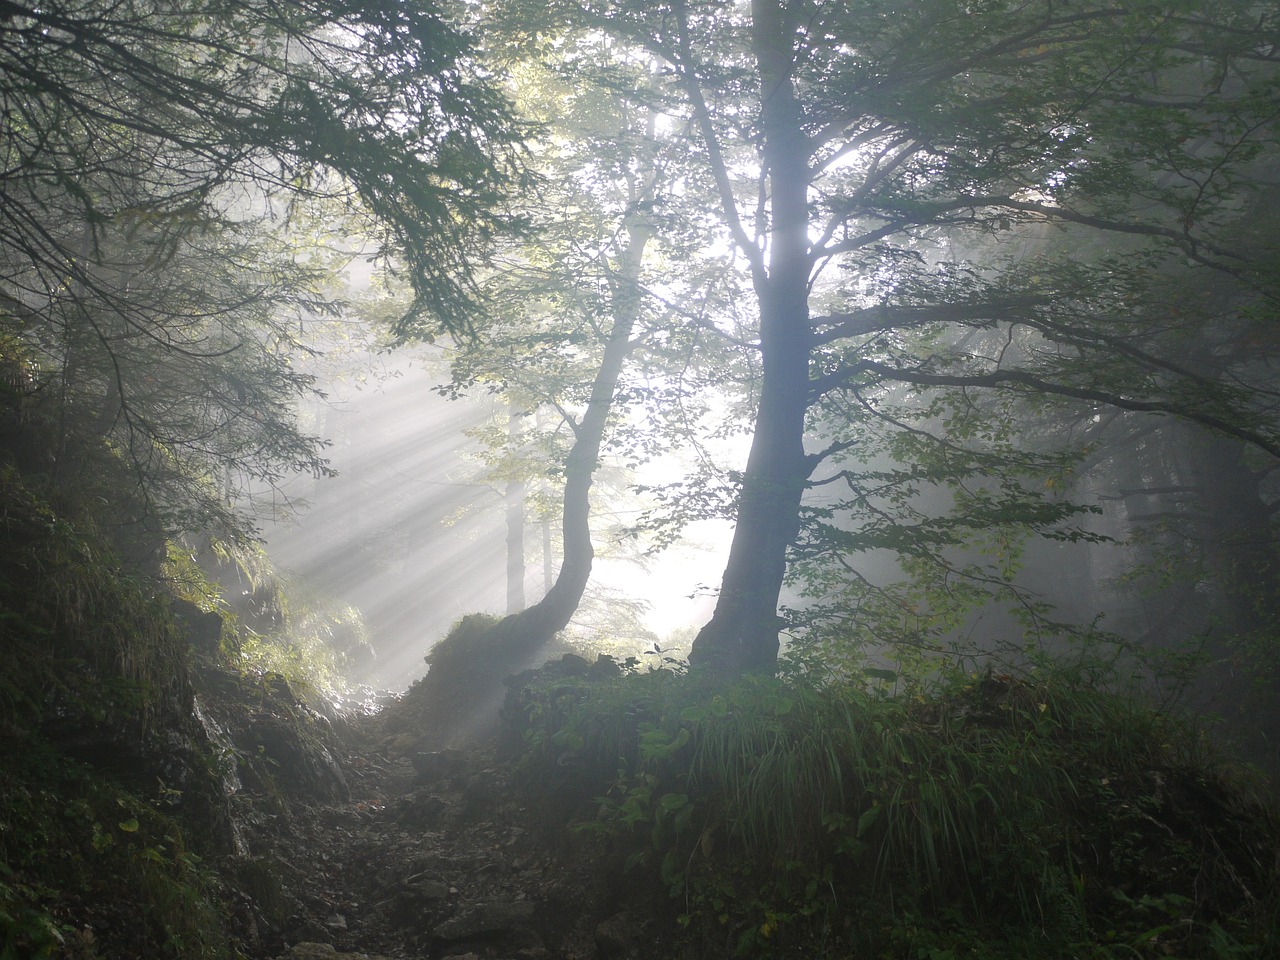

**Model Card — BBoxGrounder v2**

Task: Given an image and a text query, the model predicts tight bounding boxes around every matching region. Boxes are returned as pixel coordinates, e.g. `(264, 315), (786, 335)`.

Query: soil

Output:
(228, 701), (650, 960)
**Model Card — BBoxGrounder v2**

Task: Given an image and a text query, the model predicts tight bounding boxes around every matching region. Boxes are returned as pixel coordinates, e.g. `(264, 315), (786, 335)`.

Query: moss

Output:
(0, 468), (188, 733)
(0, 736), (234, 960)
(0, 471), (243, 958)
(424, 612), (506, 675)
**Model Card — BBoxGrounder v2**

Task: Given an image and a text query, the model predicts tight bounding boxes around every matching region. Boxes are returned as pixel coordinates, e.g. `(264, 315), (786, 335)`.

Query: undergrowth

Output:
(0, 467), (188, 733)
(0, 470), (237, 958)
(164, 539), (376, 706)
(0, 738), (233, 960)
(512, 659), (1280, 959)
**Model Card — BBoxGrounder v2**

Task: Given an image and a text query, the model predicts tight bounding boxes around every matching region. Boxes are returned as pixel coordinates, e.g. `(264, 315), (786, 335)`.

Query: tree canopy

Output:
(5, 0), (1280, 694)
(0, 0), (525, 540)
(490, 0), (1280, 675)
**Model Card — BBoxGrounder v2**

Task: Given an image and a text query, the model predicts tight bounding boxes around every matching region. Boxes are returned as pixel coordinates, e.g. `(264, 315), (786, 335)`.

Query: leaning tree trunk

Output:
(413, 211), (652, 746)
(690, 0), (814, 675)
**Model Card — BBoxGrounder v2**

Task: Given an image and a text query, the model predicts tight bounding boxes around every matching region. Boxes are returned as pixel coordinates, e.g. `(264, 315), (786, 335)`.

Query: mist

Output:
(257, 352), (731, 690)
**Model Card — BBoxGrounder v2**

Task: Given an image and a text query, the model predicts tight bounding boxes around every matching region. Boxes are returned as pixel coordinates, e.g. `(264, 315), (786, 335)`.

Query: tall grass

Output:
(516, 659), (1278, 957)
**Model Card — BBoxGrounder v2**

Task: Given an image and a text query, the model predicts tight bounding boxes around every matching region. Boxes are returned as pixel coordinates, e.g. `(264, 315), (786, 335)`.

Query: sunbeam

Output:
(262, 356), (508, 689)
(261, 353), (734, 690)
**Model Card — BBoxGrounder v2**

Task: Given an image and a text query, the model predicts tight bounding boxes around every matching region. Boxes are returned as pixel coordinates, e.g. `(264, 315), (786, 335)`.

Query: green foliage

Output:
(515, 659), (1280, 958)
(425, 612), (507, 676)
(0, 740), (232, 960)
(164, 538), (378, 702)
(1, 0), (526, 546)
(232, 597), (369, 703)
(0, 468), (187, 731)
(0, 469), (242, 956)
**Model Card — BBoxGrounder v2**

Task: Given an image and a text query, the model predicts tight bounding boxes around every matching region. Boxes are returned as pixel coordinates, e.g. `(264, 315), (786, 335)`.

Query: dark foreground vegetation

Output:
(511, 657), (1280, 958)
(3, 460), (1279, 959)
(4, 0), (1280, 957)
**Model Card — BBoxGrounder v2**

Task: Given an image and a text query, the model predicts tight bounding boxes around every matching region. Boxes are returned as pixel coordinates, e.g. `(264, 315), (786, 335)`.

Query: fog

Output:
(259, 352), (730, 690)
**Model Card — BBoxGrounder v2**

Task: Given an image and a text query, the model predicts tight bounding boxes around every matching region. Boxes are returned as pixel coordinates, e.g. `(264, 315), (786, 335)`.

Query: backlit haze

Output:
(260, 352), (728, 691)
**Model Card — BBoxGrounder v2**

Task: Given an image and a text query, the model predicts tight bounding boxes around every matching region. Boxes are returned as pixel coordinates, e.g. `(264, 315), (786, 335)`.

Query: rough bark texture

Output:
(690, 0), (813, 675)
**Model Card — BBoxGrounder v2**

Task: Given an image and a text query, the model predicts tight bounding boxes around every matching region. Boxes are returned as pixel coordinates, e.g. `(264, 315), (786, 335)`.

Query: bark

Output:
(689, 0), (814, 675)
(415, 209), (652, 745)
(525, 208), (651, 641)
(505, 408), (526, 614)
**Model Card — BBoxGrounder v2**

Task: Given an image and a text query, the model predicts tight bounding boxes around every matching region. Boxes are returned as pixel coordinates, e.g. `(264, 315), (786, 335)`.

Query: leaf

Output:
(657, 791), (687, 810)
(117, 818), (139, 833)
(856, 804), (881, 838)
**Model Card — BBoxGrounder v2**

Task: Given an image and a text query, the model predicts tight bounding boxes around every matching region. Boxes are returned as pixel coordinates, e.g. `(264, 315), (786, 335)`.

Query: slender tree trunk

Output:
(521, 209), (651, 639)
(505, 407), (526, 614)
(416, 210), (652, 746)
(690, 0), (813, 674)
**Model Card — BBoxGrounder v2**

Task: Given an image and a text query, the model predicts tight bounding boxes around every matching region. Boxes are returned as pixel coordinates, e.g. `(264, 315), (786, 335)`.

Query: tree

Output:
(429, 28), (741, 646)
(0, 0), (523, 542)
(401, 28), (754, 741)
(533, 0), (1280, 675)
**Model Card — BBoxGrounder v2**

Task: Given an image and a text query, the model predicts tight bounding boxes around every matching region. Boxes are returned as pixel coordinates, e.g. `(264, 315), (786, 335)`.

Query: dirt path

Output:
(232, 714), (626, 960)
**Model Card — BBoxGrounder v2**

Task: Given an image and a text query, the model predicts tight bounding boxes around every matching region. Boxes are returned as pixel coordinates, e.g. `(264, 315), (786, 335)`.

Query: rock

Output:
(275, 943), (391, 960)
(285, 916), (331, 944)
(277, 945), (338, 959)
(411, 748), (469, 782)
(594, 911), (643, 958)
(172, 598), (224, 657)
(396, 790), (449, 828)
(250, 712), (351, 803)
(433, 898), (536, 941)
(402, 875), (451, 902)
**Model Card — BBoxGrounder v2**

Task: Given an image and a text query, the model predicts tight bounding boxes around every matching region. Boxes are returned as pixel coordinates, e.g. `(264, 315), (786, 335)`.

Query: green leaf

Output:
(856, 805), (881, 838)
(657, 791), (691, 813)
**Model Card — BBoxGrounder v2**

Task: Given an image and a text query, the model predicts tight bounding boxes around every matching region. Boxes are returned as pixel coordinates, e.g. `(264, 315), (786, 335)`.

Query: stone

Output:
(402, 875), (451, 902)
(594, 911), (643, 958)
(433, 898), (536, 941)
(396, 790), (449, 828)
(411, 748), (469, 782)
(275, 943), (391, 960)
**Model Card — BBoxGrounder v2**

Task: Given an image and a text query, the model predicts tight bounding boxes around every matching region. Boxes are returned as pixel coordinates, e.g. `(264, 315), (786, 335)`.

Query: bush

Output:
(513, 661), (1280, 958)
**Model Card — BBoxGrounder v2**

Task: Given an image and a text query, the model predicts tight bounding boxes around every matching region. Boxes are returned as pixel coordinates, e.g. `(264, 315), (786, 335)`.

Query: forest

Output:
(2, 0), (1280, 957)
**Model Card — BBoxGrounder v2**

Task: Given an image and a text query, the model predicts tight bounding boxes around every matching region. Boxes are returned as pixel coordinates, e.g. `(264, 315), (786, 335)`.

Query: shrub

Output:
(514, 661), (1280, 958)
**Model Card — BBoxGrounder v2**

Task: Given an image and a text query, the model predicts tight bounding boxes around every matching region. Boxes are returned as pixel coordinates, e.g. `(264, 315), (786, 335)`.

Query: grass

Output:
(0, 469), (239, 959)
(512, 659), (1280, 959)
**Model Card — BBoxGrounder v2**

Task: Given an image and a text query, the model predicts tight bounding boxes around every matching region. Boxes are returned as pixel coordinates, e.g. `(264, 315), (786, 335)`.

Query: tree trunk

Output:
(690, 0), (813, 675)
(505, 407), (526, 614)
(414, 210), (652, 745)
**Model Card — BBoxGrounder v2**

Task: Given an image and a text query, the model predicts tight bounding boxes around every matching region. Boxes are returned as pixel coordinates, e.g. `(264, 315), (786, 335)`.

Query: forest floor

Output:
(231, 700), (647, 960)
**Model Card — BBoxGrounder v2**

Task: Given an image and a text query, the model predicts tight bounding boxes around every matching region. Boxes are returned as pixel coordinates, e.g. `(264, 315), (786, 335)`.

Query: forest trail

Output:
(233, 707), (632, 960)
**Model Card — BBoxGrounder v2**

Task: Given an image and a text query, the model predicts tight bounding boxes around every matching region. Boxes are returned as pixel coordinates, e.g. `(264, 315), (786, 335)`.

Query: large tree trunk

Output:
(690, 0), (813, 675)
